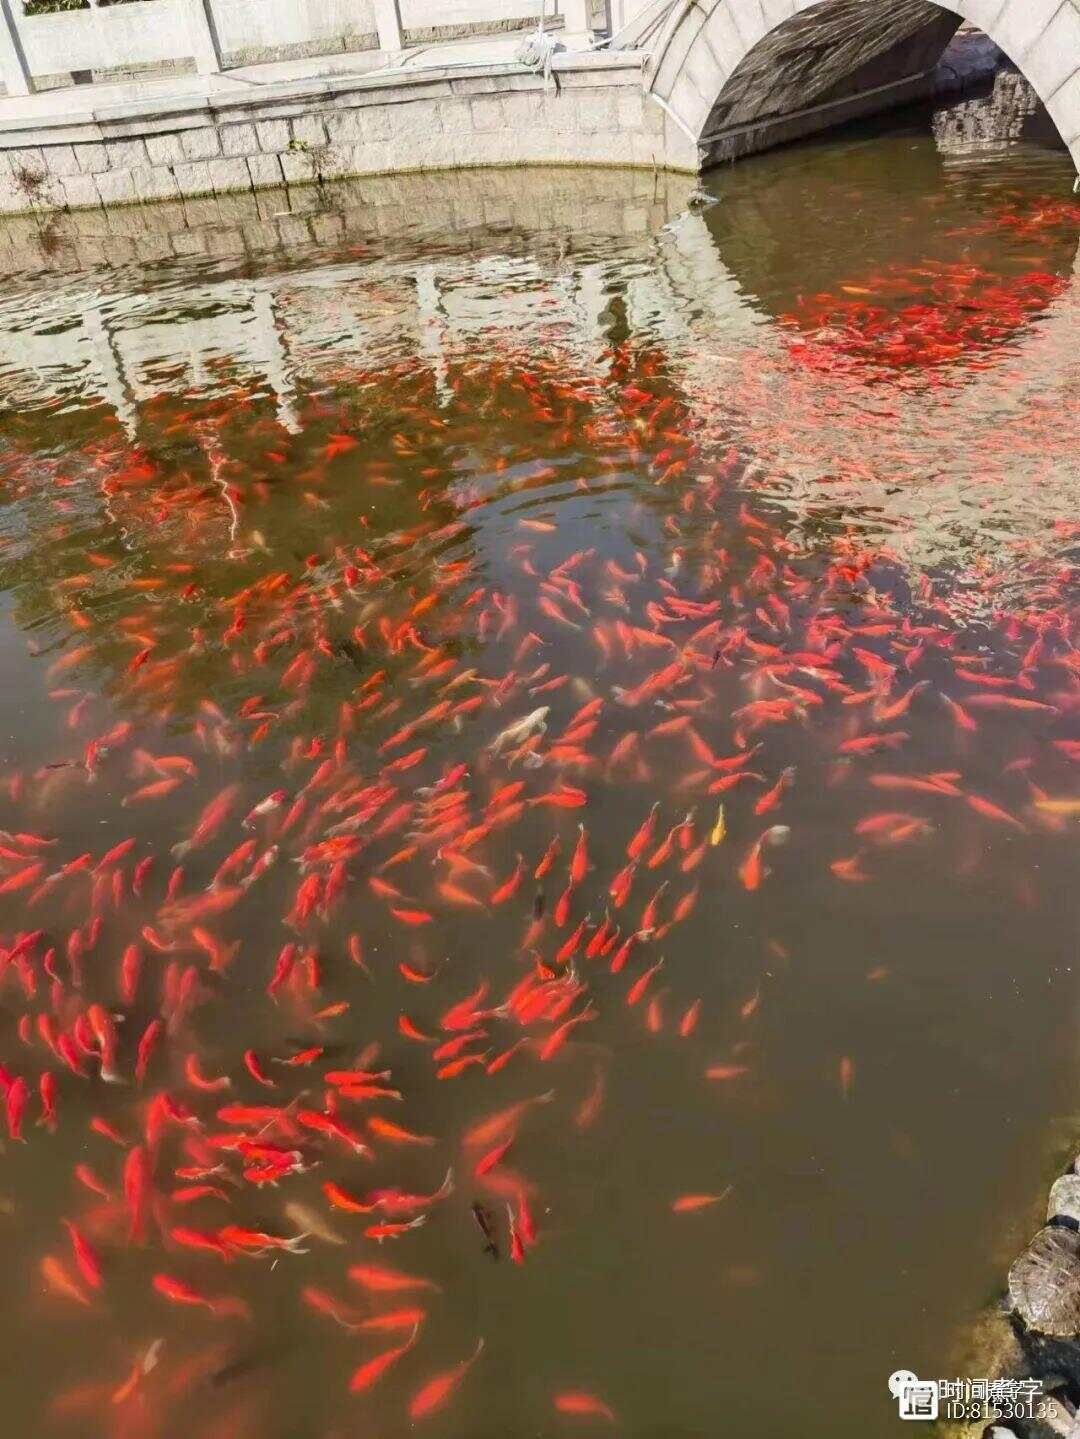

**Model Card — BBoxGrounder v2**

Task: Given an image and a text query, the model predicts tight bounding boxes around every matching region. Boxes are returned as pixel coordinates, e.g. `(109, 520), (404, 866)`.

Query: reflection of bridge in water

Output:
(0, 151), (1076, 570)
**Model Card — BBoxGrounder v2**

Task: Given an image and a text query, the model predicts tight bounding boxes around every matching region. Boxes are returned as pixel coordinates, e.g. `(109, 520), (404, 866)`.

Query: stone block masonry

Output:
(0, 54), (693, 217)
(0, 0), (1077, 217)
(644, 0), (1080, 175)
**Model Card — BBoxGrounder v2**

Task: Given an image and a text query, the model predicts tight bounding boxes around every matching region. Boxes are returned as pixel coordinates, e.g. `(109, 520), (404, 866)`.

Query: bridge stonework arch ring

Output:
(644, 0), (1080, 173)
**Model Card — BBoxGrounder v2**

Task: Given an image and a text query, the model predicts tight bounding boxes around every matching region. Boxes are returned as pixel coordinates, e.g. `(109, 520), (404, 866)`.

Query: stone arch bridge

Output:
(619, 0), (1080, 170)
(0, 0), (1076, 215)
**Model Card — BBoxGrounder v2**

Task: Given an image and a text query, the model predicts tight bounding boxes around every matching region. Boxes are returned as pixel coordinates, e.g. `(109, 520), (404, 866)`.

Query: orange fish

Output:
(41, 1254), (91, 1307)
(408, 1338), (485, 1420)
(671, 1189), (732, 1213)
(570, 825), (589, 884)
(367, 1117), (436, 1147)
(349, 1324), (420, 1393)
(554, 1392), (617, 1422)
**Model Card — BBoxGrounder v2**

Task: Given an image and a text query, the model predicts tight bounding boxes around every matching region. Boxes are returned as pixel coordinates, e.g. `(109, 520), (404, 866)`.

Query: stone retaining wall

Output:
(0, 56), (696, 215)
(0, 1), (1071, 219)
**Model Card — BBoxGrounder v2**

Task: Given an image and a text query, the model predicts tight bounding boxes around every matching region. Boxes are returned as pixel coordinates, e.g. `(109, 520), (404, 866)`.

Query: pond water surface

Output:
(0, 90), (1077, 1439)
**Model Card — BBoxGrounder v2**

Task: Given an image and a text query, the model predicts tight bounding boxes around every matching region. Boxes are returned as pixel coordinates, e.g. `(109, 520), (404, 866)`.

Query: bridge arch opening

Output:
(645, 0), (1080, 172)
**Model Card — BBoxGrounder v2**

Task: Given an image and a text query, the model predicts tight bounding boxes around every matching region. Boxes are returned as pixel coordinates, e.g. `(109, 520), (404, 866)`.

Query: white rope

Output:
(514, 0), (560, 85)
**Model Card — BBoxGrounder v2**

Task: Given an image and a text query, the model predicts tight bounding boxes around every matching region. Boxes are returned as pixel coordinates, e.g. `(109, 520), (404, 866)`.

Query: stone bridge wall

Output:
(644, 0), (1080, 172)
(0, 54), (694, 215)
(0, 0), (1076, 216)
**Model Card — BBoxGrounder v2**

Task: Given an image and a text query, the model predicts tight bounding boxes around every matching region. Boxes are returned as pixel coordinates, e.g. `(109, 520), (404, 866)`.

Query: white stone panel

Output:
(181, 128), (222, 160)
(759, 0), (795, 24)
(1023, 5), (1080, 99)
(16, 0), (193, 78)
(212, 0), (377, 55)
(704, 3), (752, 73)
(651, 2), (715, 97)
(683, 38), (727, 109)
(993, 0), (1059, 62)
(93, 169), (137, 205)
(145, 133), (186, 165)
(726, 0), (768, 50)
(665, 69), (715, 134)
(951, 0), (1006, 32)
(43, 144), (80, 176)
(399, 0), (542, 27)
(1046, 65), (1080, 141)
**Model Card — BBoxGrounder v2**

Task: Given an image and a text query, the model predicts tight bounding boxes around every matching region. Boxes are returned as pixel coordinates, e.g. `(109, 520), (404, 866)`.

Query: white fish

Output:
(284, 1200), (345, 1246)
(487, 706), (550, 757)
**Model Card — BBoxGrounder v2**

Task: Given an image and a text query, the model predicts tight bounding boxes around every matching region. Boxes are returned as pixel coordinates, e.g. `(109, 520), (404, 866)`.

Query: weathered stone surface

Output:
(181, 128), (222, 161)
(616, 90), (647, 130)
(325, 111), (365, 145)
(666, 72), (713, 135)
(209, 157), (251, 194)
(43, 144), (80, 177)
(246, 152), (284, 188)
(172, 160), (213, 196)
(220, 123), (259, 158)
(357, 106), (393, 142)
(470, 95), (504, 132)
(255, 120), (291, 152)
(280, 150), (317, 184)
(1048, 1176), (1080, 1225)
(727, 0), (768, 49)
(1025, 7), (1080, 100)
(132, 232), (172, 261)
(145, 133), (186, 166)
(93, 169), (137, 206)
(127, 165), (179, 202)
(576, 89), (617, 132)
(74, 143), (108, 175)
(7, 146), (46, 175)
(959, 0), (1007, 31)
(105, 138), (148, 170)
(759, 0), (794, 22)
(58, 172), (101, 209)
(1009, 1227), (1080, 1337)
(290, 114), (328, 147)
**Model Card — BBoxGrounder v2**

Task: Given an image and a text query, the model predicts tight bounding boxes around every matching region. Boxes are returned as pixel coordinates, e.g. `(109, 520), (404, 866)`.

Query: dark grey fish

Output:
(471, 1201), (499, 1261)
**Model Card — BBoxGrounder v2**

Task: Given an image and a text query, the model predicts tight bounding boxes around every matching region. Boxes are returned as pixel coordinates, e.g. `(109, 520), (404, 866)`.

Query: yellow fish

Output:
(1034, 797), (1080, 816)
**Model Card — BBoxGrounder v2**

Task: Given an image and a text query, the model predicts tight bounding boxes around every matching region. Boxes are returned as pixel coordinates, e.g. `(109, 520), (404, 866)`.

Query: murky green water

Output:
(0, 87), (1076, 1439)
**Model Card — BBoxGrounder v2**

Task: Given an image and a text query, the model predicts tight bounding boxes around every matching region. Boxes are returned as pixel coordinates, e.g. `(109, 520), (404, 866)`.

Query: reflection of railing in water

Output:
(0, 157), (1075, 578)
(0, 168), (705, 437)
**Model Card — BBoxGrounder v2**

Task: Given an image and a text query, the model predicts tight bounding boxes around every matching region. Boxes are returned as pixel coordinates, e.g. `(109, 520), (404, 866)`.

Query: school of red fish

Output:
(0, 187), (1077, 1437)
